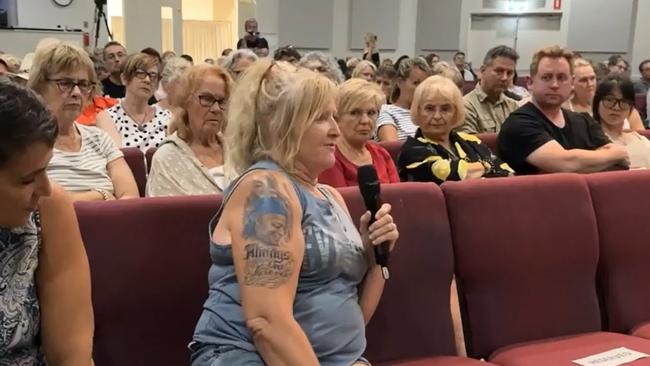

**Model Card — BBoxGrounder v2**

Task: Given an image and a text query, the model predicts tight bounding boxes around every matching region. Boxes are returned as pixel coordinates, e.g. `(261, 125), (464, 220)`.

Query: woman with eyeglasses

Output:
(398, 75), (513, 183)
(593, 76), (650, 169)
(28, 42), (138, 201)
(146, 65), (233, 197)
(565, 58), (645, 131)
(96, 53), (173, 151)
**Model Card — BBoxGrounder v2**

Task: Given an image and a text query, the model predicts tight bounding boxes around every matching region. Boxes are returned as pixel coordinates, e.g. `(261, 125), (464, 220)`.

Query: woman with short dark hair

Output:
(0, 78), (94, 365)
(96, 52), (173, 151)
(593, 76), (650, 169)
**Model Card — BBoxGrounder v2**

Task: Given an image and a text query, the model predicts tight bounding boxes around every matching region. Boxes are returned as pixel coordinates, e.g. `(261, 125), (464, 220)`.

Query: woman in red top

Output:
(319, 78), (400, 187)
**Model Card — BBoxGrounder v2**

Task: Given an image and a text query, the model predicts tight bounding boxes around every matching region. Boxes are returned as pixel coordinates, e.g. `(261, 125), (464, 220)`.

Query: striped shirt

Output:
(376, 104), (417, 140)
(48, 123), (123, 193)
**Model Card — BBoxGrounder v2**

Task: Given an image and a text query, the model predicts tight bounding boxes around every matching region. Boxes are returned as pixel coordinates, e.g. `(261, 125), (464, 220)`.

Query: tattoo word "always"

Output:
(242, 175), (295, 288)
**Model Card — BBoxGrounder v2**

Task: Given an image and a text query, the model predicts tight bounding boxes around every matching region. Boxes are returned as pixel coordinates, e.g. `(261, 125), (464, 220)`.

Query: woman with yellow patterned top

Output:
(398, 75), (514, 184)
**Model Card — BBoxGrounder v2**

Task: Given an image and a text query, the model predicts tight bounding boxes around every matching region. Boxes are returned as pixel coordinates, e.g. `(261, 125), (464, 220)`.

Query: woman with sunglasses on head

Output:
(190, 60), (398, 366)
(593, 76), (650, 169)
(28, 42), (138, 202)
(96, 53), (173, 151)
(146, 65), (233, 197)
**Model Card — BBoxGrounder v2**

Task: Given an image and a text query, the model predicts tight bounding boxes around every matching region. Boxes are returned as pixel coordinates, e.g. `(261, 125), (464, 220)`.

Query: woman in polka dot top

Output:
(96, 53), (172, 152)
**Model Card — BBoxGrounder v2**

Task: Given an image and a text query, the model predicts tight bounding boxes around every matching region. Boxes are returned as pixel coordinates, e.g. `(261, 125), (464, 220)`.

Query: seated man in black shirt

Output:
(236, 18), (269, 57)
(101, 41), (128, 99)
(498, 45), (629, 175)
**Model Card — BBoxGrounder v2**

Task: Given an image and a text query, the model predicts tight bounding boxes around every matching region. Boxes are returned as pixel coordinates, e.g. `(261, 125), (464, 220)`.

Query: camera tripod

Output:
(93, 0), (113, 49)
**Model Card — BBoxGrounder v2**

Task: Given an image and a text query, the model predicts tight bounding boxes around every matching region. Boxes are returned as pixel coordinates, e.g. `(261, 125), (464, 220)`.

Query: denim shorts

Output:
(189, 342), (371, 366)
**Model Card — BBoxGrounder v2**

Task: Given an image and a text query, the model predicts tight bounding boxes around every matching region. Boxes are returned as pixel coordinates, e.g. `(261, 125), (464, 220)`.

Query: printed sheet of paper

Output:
(573, 347), (649, 366)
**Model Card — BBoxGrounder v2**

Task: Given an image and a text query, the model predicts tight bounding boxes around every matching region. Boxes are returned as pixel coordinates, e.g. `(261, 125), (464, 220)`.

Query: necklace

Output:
(122, 100), (151, 127)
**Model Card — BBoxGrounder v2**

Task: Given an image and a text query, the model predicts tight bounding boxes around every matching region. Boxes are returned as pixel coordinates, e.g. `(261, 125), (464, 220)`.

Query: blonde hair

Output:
(530, 45), (574, 77)
(572, 58), (594, 75)
(337, 78), (385, 116)
(225, 59), (337, 176)
(168, 64), (233, 143)
(411, 75), (465, 128)
(27, 42), (97, 95)
(351, 60), (377, 79)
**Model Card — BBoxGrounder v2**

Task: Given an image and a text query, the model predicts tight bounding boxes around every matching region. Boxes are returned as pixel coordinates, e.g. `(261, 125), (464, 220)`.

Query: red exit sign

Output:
(554, 0), (562, 10)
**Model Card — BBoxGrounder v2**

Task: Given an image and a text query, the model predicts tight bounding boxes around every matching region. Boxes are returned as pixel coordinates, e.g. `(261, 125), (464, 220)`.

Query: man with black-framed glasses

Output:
(499, 45), (629, 175)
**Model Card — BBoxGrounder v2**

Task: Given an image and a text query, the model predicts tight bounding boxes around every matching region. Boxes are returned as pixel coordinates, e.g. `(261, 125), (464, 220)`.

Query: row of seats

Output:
(121, 130), (650, 198)
(381, 130), (650, 165)
(74, 169), (650, 365)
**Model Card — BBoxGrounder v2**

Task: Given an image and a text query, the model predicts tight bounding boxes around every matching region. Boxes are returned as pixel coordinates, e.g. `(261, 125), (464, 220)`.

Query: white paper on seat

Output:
(573, 347), (649, 366)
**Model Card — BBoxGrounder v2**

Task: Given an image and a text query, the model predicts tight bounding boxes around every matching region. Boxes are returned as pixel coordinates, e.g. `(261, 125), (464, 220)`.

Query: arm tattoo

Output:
(241, 175), (295, 288)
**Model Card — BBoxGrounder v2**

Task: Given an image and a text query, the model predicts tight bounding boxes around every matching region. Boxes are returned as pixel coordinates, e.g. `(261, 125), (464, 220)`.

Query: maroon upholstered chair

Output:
(639, 129), (650, 141)
(338, 183), (495, 366)
(145, 147), (157, 174)
(76, 195), (220, 366)
(514, 76), (529, 88)
(462, 81), (477, 95)
(378, 140), (405, 165)
(120, 147), (147, 197)
(587, 170), (650, 334)
(634, 322), (650, 339)
(442, 173), (650, 365)
(475, 133), (498, 154)
(635, 93), (647, 121)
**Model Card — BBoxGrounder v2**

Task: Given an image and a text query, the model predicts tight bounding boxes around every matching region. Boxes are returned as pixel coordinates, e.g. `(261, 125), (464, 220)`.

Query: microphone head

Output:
(357, 164), (380, 198)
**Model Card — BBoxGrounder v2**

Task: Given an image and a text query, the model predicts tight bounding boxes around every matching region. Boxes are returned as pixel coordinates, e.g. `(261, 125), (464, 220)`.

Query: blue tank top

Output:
(192, 160), (368, 365)
(0, 212), (45, 365)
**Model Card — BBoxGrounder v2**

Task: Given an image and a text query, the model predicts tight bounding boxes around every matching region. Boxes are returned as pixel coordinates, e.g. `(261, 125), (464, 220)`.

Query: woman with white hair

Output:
(190, 59), (399, 366)
(223, 48), (258, 80)
(398, 75), (513, 183)
(351, 60), (376, 82)
(299, 51), (345, 84)
(156, 56), (191, 111)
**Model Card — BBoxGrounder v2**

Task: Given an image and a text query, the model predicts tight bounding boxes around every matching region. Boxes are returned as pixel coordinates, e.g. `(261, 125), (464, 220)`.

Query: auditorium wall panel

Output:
(415, 0), (462, 55)
(277, 0), (333, 50)
(630, 0), (650, 81)
(566, 0), (634, 54)
(348, 0), (400, 51)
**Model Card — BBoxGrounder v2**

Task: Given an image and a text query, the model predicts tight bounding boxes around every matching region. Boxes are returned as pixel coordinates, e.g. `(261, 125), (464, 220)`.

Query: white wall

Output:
(459, 0), (569, 65)
(258, 0), (418, 60)
(17, 0), (95, 31)
(629, 0), (650, 79)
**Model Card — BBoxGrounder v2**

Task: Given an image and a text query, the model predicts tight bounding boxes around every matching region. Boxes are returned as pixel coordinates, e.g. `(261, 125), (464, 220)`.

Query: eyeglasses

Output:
(133, 69), (160, 82)
(196, 93), (227, 110)
(47, 78), (95, 95)
(602, 96), (632, 110)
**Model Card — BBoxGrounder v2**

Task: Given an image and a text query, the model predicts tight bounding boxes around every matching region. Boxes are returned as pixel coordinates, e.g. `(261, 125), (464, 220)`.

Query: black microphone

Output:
(357, 165), (390, 280)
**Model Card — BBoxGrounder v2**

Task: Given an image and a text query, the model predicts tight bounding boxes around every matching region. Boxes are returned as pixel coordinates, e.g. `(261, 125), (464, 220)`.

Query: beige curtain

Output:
(182, 20), (233, 62)
(161, 19), (173, 53)
(109, 16), (125, 46)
